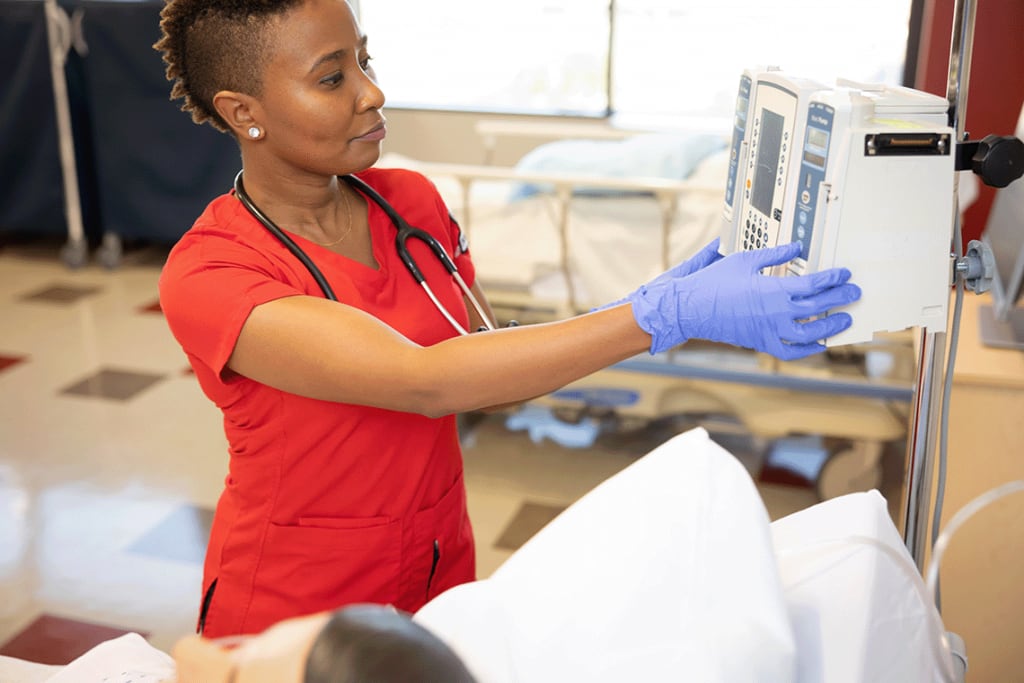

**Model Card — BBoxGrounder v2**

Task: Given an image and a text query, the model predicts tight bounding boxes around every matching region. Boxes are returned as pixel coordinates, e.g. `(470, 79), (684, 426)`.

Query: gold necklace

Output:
(308, 187), (353, 247)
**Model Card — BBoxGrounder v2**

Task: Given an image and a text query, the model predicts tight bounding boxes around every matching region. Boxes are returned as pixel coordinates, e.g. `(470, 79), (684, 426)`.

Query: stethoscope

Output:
(234, 170), (499, 336)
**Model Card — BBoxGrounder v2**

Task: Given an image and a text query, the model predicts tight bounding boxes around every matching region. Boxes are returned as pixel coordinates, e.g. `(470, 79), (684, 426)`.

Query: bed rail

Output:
(397, 159), (725, 316)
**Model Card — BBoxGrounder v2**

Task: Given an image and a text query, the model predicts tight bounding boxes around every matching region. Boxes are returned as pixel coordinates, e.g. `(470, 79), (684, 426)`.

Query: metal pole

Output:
(903, 329), (947, 569)
(43, 0), (87, 264)
(901, 0), (976, 571)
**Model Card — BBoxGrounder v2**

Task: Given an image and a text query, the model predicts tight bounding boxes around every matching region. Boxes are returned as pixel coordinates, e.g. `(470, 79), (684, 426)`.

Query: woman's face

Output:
(254, 0), (386, 177)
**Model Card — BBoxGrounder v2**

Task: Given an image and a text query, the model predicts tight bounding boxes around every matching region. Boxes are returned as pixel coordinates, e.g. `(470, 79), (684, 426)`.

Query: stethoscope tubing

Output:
(234, 170), (338, 301)
(343, 174), (494, 334)
(233, 170), (494, 335)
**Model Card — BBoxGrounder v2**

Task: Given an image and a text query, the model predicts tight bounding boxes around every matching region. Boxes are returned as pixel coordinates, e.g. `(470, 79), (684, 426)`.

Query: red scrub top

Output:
(159, 168), (477, 637)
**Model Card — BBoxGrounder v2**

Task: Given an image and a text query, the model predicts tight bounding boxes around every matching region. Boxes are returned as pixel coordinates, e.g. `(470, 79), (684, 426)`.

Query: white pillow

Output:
(770, 491), (953, 683)
(510, 133), (727, 199)
(416, 427), (796, 683)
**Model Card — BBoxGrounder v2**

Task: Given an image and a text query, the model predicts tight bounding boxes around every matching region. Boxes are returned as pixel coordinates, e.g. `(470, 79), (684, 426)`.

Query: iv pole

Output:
(901, 0), (977, 575)
(898, 3), (977, 680)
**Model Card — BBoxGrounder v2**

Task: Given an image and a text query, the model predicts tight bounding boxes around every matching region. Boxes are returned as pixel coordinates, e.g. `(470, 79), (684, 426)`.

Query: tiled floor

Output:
(0, 236), (908, 665)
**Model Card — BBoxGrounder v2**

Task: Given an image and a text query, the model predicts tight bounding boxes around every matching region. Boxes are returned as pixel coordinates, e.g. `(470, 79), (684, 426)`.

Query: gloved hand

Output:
(626, 241), (861, 360)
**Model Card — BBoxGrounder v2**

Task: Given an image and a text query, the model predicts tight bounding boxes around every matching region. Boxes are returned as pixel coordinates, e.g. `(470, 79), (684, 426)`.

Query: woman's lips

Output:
(355, 122), (387, 142)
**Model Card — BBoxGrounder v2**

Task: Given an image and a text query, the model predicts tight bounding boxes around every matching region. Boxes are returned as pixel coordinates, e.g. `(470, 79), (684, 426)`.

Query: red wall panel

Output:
(916, 0), (1024, 248)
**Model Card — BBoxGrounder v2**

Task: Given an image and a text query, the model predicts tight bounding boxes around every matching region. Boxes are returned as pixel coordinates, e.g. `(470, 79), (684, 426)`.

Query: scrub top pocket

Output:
(245, 515), (402, 633)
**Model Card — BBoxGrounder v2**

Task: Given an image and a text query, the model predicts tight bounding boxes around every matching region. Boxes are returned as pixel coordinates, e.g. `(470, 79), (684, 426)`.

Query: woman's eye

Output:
(320, 72), (343, 86)
(360, 54), (374, 71)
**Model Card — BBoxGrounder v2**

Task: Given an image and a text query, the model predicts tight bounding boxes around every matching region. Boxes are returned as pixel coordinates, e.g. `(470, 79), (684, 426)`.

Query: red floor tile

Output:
(0, 614), (148, 665)
(138, 299), (163, 314)
(0, 354), (27, 373)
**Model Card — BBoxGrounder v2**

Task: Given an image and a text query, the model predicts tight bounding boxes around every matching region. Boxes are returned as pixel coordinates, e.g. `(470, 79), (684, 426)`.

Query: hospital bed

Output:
(0, 428), (964, 682)
(380, 130), (728, 320)
(377, 131), (917, 499)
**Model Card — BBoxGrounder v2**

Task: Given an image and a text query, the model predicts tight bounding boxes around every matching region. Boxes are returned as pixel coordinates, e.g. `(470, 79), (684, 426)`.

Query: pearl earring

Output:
(247, 126), (261, 139)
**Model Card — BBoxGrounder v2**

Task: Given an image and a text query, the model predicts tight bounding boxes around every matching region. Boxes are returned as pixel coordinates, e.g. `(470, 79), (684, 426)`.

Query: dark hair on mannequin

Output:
(153, 0), (303, 132)
(303, 605), (478, 683)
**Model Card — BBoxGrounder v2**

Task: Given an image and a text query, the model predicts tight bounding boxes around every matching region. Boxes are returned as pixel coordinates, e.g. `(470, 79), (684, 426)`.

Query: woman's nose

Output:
(357, 74), (386, 111)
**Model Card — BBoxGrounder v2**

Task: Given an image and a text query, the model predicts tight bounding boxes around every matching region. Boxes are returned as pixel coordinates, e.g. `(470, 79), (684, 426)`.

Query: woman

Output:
(154, 0), (860, 638)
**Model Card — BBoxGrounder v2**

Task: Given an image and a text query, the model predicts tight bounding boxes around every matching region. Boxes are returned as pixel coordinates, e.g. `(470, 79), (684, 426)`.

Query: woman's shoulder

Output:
(162, 193), (269, 277)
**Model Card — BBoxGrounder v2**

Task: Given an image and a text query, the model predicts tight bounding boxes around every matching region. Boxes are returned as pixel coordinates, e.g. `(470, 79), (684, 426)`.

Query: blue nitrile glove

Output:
(627, 241), (861, 360)
(656, 237), (724, 281)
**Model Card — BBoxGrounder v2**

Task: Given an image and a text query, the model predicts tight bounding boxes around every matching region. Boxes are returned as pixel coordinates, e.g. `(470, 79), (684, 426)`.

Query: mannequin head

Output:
(172, 604), (476, 683)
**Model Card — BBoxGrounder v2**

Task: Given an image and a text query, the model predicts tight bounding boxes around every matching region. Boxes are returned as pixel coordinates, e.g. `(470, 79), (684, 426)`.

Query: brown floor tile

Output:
(493, 501), (567, 551)
(60, 368), (165, 401)
(19, 284), (101, 304)
(126, 504), (214, 564)
(0, 614), (147, 666)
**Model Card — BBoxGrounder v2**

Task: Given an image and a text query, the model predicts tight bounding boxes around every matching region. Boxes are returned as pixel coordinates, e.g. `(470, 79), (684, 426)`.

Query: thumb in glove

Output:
(594, 238), (724, 311)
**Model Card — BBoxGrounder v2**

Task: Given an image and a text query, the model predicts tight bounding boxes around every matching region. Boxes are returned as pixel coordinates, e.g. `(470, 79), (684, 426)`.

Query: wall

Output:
(915, 0), (1024, 248)
(383, 109), (605, 166)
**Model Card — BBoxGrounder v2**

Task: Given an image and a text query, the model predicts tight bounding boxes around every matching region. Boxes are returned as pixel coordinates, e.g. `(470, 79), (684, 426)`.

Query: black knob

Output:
(971, 134), (1024, 188)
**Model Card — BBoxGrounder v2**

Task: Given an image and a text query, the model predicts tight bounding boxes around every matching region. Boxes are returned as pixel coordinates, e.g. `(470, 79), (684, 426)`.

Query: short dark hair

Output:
(153, 0), (302, 132)
(304, 605), (478, 683)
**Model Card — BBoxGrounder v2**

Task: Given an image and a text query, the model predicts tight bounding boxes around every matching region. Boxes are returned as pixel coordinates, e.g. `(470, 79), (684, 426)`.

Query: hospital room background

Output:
(0, 0), (1022, 680)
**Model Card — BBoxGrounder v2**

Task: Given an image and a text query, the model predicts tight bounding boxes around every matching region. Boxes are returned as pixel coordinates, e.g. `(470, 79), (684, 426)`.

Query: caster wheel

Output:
(60, 238), (88, 269)
(95, 233), (122, 269)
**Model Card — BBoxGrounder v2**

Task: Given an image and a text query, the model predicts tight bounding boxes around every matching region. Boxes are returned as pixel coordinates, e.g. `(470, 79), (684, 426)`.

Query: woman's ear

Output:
(213, 90), (260, 140)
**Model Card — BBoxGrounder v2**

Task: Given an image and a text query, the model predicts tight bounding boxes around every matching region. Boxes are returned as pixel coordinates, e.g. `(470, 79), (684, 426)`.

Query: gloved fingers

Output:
(666, 238), (723, 278)
(769, 340), (829, 361)
(744, 241), (802, 271)
(766, 314), (853, 359)
(780, 312), (854, 345)
(787, 282), (862, 315)
(782, 267), (854, 298)
(691, 237), (723, 270)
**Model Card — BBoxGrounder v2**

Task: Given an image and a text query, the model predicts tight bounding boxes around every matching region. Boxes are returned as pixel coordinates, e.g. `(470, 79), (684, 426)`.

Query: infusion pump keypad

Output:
(741, 110), (790, 252)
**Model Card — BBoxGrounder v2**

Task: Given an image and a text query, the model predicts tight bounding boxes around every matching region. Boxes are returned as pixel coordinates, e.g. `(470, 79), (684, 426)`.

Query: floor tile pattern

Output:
(493, 502), (568, 550)
(0, 615), (147, 666)
(125, 505), (214, 565)
(60, 368), (166, 401)
(0, 354), (27, 373)
(18, 284), (101, 304)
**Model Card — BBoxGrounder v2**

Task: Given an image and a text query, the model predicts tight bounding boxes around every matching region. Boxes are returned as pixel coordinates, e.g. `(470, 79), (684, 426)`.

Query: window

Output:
(356, 1), (913, 126)
(356, 0), (611, 115)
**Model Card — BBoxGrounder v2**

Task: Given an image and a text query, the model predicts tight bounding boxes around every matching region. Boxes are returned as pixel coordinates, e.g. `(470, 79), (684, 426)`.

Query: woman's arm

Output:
(227, 296), (647, 418)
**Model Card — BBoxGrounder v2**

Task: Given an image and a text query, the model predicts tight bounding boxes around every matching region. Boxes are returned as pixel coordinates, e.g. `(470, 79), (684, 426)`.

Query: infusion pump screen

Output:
(735, 96), (749, 128)
(752, 109), (784, 216)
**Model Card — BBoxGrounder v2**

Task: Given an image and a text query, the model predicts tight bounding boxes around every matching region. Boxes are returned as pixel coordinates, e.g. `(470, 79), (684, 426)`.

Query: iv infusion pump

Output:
(721, 68), (956, 346)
